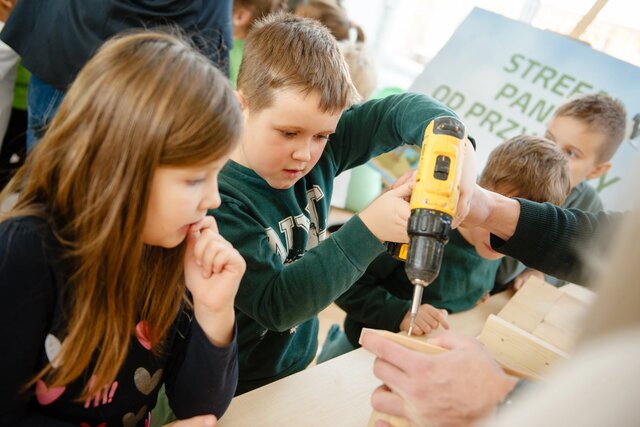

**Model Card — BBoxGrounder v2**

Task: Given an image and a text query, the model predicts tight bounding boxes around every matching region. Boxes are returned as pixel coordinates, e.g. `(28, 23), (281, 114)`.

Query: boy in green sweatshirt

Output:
(211, 13), (477, 394)
(328, 135), (570, 357)
(496, 93), (628, 289)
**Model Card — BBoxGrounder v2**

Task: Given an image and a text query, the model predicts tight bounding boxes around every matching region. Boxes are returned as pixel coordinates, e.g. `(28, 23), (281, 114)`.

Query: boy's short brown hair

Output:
(479, 135), (571, 205)
(237, 12), (359, 113)
(554, 93), (627, 162)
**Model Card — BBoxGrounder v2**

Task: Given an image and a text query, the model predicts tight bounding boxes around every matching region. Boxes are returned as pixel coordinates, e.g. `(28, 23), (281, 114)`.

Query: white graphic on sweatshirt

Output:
(265, 185), (327, 262)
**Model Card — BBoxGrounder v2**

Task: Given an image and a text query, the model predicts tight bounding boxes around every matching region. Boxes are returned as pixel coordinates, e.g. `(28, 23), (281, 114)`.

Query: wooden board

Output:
(479, 314), (568, 379)
(495, 278), (595, 353)
(218, 291), (513, 427)
(367, 281), (594, 426)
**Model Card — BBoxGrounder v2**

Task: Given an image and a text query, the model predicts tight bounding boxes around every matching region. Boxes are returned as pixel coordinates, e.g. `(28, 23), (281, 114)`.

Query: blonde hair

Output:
(554, 93), (627, 162)
(295, 0), (365, 42)
(237, 12), (359, 113)
(338, 40), (377, 100)
(479, 135), (570, 205)
(0, 30), (242, 399)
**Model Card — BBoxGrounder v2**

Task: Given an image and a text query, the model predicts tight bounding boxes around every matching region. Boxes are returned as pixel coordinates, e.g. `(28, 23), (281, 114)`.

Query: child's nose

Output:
(292, 140), (312, 162)
(200, 191), (221, 211)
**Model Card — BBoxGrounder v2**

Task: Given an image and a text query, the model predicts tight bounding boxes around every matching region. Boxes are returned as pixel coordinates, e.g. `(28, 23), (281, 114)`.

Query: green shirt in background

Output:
(12, 63), (30, 111)
(337, 230), (502, 347)
(229, 38), (244, 89)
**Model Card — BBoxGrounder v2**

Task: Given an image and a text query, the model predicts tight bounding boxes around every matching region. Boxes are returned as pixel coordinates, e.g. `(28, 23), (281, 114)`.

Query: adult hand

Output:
(399, 304), (449, 335)
(361, 331), (517, 427)
(451, 138), (478, 229)
(184, 216), (245, 346)
(359, 183), (412, 243)
(164, 415), (217, 426)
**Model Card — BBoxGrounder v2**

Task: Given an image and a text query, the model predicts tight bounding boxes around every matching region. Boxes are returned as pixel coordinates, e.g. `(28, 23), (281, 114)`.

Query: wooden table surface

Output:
(218, 290), (514, 427)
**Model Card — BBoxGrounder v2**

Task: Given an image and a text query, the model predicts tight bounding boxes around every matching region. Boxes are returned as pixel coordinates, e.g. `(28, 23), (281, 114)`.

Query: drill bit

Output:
(407, 284), (424, 336)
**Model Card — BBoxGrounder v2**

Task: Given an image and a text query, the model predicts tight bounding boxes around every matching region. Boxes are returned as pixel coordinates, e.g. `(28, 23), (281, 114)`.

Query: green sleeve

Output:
(336, 253), (412, 332)
(214, 203), (386, 332)
(328, 92), (457, 175)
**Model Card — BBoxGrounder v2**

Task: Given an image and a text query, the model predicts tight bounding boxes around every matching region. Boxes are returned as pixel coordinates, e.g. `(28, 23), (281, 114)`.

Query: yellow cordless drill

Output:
(387, 116), (466, 336)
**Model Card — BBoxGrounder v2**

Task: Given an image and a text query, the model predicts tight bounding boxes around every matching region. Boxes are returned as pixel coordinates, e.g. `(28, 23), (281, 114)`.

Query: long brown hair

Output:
(0, 30), (242, 398)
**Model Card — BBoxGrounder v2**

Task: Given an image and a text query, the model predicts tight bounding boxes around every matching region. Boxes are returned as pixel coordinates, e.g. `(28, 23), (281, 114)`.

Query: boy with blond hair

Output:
(328, 135), (570, 356)
(497, 93), (628, 289)
(212, 13), (476, 394)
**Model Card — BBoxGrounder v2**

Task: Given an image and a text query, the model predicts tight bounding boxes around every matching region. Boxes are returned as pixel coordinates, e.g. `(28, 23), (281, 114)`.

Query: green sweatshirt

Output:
(495, 181), (603, 287)
(337, 230), (501, 347)
(211, 93), (455, 394)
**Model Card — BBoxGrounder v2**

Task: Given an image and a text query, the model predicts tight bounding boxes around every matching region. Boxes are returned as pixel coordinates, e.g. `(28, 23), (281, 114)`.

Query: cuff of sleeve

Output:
(490, 198), (537, 253)
(331, 215), (386, 272)
(384, 298), (413, 331)
(192, 316), (239, 353)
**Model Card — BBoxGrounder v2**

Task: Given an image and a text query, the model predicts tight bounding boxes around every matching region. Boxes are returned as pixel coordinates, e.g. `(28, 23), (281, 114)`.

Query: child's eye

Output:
(280, 130), (297, 138)
(564, 149), (578, 159)
(314, 134), (330, 142)
(186, 178), (205, 186)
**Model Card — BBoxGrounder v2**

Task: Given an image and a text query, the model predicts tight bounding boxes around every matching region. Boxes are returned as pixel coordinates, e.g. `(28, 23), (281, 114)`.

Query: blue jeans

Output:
(26, 75), (65, 151)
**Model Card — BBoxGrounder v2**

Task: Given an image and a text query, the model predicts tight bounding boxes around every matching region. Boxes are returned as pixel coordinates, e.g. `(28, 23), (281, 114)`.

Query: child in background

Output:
(295, 0), (366, 42)
(0, 63), (29, 189)
(0, 0), (18, 145)
(496, 94), (628, 290)
(212, 13), (477, 394)
(0, 32), (244, 426)
(331, 135), (570, 356)
(230, 0), (287, 88)
(0, 0), (234, 150)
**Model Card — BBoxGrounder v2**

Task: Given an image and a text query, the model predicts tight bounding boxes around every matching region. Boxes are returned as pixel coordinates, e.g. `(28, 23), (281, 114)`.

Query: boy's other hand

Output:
(390, 170), (416, 192)
(512, 268), (544, 290)
(358, 183), (412, 243)
(452, 138), (478, 229)
(399, 304), (449, 335)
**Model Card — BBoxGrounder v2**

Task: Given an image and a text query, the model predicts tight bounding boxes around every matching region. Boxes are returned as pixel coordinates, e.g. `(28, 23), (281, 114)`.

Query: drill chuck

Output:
(405, 209), (452, 286)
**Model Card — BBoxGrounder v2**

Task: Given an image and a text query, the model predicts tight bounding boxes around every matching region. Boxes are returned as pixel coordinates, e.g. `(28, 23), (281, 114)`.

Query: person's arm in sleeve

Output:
(215, 202), (387, 332)
(163, 310), (238, 419)
(329, 93), (477, 227)
(0, 220), (77, 427)
(164, 217), (242, 418)
(335, 253), (411, 333)
(463, 185), (619, 285)
(328, 93), (457, 174)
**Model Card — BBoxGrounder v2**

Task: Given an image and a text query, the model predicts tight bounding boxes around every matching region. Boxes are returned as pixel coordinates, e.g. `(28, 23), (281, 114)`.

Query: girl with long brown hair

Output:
(0, 30), (244, 427)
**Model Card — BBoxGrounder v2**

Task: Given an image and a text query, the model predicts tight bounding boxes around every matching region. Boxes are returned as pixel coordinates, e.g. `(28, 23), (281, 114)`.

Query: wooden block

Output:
(497, 276), (563, 333)
(479, 314), (569, 379)
(360, 328), (447, 354)
(560, 283), (597, 305)
(533, 293), (590, 351)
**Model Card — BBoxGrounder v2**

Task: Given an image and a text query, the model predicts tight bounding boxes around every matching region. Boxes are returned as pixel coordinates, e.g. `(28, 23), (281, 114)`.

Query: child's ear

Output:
(586, 161), (612, 180)
(232, 6), (252, 29)
(235, 90), (248, 111)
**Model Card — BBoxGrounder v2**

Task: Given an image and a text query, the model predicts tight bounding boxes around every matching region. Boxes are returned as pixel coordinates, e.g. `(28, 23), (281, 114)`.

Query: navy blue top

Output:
(0, 0), (233, 89)
(0, 216), (238, 426)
